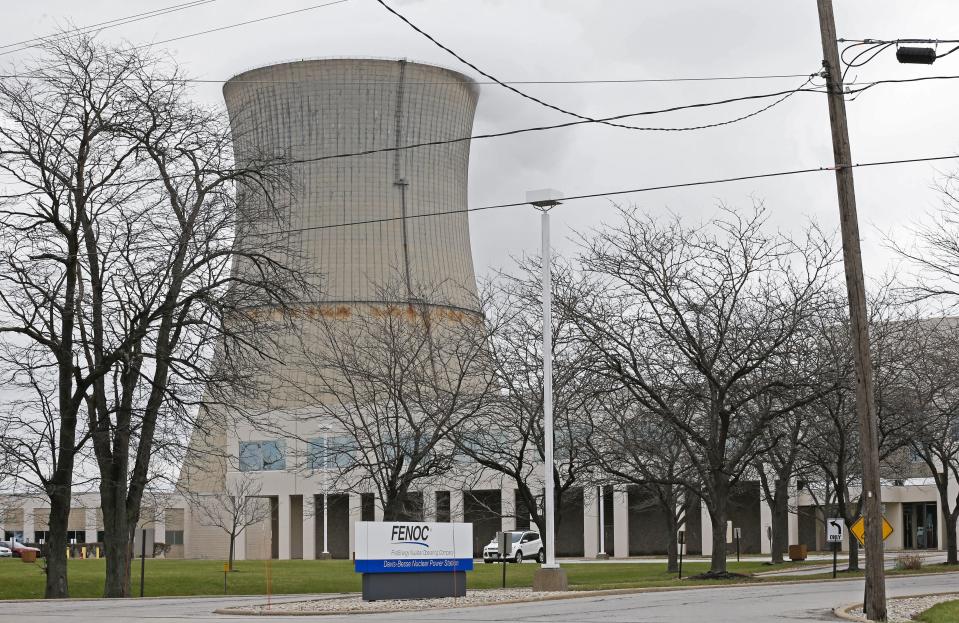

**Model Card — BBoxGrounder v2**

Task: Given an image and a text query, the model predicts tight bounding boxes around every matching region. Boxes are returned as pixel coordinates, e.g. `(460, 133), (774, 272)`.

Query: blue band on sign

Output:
(354, 558), (474, 573)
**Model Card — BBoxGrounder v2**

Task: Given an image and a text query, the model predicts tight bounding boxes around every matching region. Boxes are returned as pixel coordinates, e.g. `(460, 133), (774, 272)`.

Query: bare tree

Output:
(559, 205), (835, 576)
(891, 171), (959, 305)
(184, 476), (271, 571)
(0, 35), (303, 597)
(893, 316), (959, 564)
(752, 406), (808, 564)
(293, 283), (495, 521)
(587, 391), (694, 572)
(798, 288), (913, 571)
(888, 171), (959, 565)
(452, 267), (599, 544)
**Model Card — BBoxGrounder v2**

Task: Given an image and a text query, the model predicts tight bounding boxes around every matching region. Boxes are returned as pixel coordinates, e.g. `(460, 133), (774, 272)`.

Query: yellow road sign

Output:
(849, 515), (894, 546)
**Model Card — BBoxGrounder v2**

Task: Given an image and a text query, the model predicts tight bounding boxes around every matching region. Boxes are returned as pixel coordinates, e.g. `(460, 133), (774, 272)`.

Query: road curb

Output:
(832, 591), (959, 621)
(213, 571), (959, 616)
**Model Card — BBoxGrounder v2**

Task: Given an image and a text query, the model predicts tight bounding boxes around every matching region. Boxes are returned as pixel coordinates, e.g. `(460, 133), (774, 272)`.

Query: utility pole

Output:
(815, 1), (886, 620)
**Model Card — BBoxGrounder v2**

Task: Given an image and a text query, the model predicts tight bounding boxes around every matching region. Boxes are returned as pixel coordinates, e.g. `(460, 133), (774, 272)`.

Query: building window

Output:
(239, 440), (287, 472)
(165, 530), (184, 545)
(307, 438), (332, 470)
(33, 530), (49, 544)
(361, 493), (375, 522)
(4, 531), (23, 542)
(66, 530), (84, 543)
(309, 435), (356, 470)
(97, 531), (105, 543)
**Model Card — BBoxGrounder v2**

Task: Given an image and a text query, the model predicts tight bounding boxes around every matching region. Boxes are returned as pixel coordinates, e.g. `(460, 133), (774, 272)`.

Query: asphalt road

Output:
(1, 573), (958, 622)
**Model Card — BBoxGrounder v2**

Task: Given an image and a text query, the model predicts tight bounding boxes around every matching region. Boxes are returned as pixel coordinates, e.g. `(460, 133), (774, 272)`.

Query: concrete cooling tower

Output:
(177, 58), (482, 506)
(223, 58), (481, 311)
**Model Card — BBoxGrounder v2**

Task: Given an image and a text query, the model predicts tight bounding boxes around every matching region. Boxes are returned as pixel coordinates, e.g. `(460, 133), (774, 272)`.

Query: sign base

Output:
(532, 567), (568, 592)
(362, 571), (466, 601)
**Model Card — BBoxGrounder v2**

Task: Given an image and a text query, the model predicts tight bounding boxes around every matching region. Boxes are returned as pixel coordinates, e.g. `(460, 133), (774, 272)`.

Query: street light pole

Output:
(527, 189), (568, 592)
(541, 206), (557, 569)
(320, 425), (331, 559)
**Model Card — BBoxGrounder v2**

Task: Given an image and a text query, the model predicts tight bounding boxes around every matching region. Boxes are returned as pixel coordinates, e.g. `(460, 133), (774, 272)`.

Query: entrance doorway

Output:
(903, 502), (938, 550)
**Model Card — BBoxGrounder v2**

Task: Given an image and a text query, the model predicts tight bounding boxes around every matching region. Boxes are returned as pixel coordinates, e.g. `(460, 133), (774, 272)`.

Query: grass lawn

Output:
(916, 599), (959, 622)
(0, 558), (817, 599)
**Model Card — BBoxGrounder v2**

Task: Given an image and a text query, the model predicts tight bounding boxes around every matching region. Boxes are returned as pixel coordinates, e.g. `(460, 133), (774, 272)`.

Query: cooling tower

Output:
(177, 59), (483, 499)
(222, 58), (481, 311)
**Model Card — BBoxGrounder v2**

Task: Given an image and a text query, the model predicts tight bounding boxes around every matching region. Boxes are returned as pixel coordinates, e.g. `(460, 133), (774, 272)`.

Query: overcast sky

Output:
(4, 0), (958, 283)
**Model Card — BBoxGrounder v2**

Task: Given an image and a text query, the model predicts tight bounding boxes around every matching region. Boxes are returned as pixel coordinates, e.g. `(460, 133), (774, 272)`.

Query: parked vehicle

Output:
(0, 540), (41, 558)
(0, 544), (11, 558)
(482, 530), (545, 564)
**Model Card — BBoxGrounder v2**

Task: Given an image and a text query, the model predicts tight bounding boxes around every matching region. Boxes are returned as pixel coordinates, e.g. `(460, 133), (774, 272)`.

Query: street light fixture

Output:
(526, 188), (568, 592)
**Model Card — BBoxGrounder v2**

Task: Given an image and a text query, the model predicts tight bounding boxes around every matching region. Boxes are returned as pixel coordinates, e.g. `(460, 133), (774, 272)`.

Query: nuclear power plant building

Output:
(2, 58), (944, 566)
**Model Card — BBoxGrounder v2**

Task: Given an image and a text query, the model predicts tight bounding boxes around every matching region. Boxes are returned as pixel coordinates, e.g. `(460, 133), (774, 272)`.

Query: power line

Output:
(131, 0), (351, 51)
(0, 1), (218, 57)
(23, 153), (957, 256)
(239, 153), (959, 240)
(0, 84), (828, 191)
(279, 83), (822, 168)
(0, 72), (820, 87)
(373, 0), (811, 134)
(845, 74), (959, 95)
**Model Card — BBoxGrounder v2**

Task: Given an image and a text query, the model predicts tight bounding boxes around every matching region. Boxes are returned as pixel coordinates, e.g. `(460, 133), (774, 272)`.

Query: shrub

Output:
(895, 554), (923, 570)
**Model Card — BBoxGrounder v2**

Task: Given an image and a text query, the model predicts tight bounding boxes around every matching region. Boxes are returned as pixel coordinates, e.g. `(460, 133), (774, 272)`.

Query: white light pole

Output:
(527, 189), (564, 579)
(319, 424), (331, 559)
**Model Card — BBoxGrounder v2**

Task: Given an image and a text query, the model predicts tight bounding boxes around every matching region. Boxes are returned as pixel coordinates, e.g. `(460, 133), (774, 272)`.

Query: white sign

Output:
(827, 518), (844, 543)
(354, 521), (473, 574)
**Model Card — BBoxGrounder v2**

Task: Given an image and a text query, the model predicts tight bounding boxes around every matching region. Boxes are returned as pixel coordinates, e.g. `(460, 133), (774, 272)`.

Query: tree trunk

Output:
(936, 480), (957, 565)
(847, 531), (860, 572)
(44, 490), (71, 598)
(944, 508), (958, 565)
(771, 479), (790, 564)
(229, 534), (236, 572)
(382, 489), (407, 522)
(100, 484), (132, 597)
(708, 476), (730, 575)
(945, 520), (957, 565)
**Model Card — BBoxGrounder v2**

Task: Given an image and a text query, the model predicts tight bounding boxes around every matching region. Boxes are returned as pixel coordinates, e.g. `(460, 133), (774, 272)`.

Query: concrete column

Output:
(153, 515), (166, 559)
(278, 495), (291, 560)
(451, 490), (465, 523)
(423, 489), (436, 523)
(235, 517), (247, 561)
(85, 508), (98, 545)
(501, 486), (514, 532)
(22, 504), (35, 543)
(583, 485), (599, 558)
(788, 482), (800, 546)
(612, 486), (629, 558)
(886, 502), (904, 550)
(944, 474), (957, 552)
(788, 508), (799, 547)
(349, 494), (362, 558)
(701, 503), (713, 557)
(760, 497), (773, 555)
(302, 495), (316, 560)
